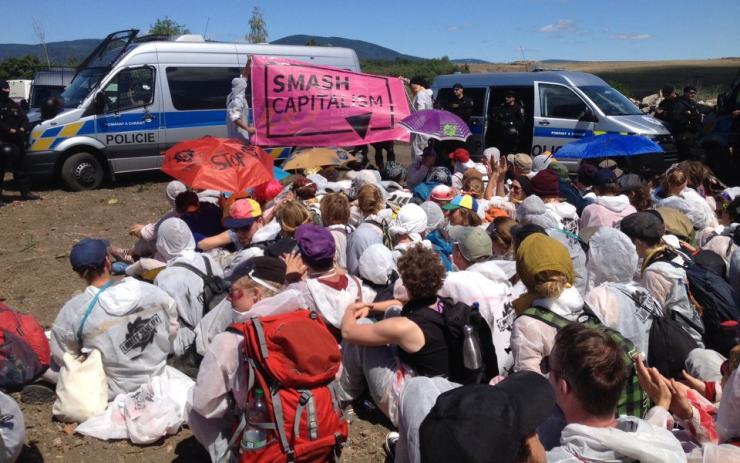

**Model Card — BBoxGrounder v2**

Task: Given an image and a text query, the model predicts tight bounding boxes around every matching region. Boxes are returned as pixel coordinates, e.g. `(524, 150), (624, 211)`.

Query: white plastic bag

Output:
(53, 349), (108, 423)
(74, 395), (128, 440)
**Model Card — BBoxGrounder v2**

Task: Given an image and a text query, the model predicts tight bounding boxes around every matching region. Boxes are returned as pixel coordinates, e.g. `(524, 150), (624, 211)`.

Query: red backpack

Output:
(226, 310), (348, 463)
(0, 301), (51, 368)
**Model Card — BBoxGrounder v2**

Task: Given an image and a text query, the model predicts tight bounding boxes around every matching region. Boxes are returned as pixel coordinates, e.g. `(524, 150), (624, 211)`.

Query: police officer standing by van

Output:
(671, 86), (706, 161)
(491, 90), (525, 155)
(435, 83), (475, 165)
(0, 80), (39, 206)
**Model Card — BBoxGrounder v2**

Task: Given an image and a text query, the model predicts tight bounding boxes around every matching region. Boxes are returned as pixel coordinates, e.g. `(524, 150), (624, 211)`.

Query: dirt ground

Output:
(0, 168), (394, 462)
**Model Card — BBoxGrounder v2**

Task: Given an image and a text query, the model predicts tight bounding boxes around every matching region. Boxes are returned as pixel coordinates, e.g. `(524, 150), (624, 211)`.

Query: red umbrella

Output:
(162, 137), (274, 193)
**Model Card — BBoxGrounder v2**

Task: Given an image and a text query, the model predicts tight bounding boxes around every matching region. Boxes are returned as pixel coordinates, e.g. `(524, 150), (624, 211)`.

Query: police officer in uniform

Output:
(490, 90), (525, 155)
(654, 85), (679, 126)
(435, 83), (476, 166)
(1, 80), (40, 205)
(670, 86), (706, 161)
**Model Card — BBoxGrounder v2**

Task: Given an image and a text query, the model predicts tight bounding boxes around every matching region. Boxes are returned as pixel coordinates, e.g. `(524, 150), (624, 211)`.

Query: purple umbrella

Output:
(399, 109), (472, 142)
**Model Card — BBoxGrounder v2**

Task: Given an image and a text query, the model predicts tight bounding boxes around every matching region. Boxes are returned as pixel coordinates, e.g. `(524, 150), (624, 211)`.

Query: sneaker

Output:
(20, 192), (41, 201)
(383, 431), (399, 460)
(21, 382), (56, 404)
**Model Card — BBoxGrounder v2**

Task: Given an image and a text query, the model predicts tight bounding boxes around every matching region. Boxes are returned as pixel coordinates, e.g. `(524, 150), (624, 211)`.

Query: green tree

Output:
(305, 38), (319, 46)
(247, 7), (268, 43)
(149, 17), (190, 36)
(0, 55), (43, 80)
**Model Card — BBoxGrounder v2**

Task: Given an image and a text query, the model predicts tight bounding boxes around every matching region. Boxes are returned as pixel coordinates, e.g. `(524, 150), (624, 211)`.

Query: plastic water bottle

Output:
(242, 388), (271, 450)
(462, 325), (482, 370)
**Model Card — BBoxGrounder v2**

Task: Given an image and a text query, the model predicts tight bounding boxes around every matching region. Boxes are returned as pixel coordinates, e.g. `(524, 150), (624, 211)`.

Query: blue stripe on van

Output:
(533, 127), (594, 139)
(50, 138), (64, 149)
(163, 110), (227, 129)
(41, 126), (63, 138)
(78, 120), (96, 135)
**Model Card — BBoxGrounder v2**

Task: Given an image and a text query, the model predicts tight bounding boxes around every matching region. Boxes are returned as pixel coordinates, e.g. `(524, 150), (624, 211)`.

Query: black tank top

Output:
(398, 299), (449, 377)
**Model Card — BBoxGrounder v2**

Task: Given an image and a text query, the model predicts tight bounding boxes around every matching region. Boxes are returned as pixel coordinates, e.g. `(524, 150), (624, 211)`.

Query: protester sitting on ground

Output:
(51, 238), (178, 398)
(288, 224), (370, 329)
(0, 391), (25, 463)
(338, 244), (447, 425)
(263, 200), (312, 257)
(619, 211), (705, 345)
(443, 194), (482, 227)
(516, 195), (589, 294)
(488, 216), (517, 260)
(507, 175), (532, 206)
(546, 323), (686, 462)
(154, 217), (227, 358)
(428, 184), (454, 208)
(579, 169), (637, 233)
(358, 244), (399, 303)
(124, 180), (187, 260)
(448, 148), (476, 190)
(508, 153), (533, 179)
(655, 165), (717, 231)
(530, 169), (580, 236)
(585, 228), (661, 356)
(510, 233), (583, 373)
(175, 191), (225, 244)
(413, 166), (453, 202)
(407, 146), (437, 189)
(574, 162), (598, 199)
(420, 201), (453, 271)
(417, 371), (554, 463)
(390, 203), (431, 262)
(548, 162), (591, 215)
(320, 192), (353, 269)
(623, 183), (654, 212)
(197, 199), (264, 254)
(346, 184), (390, 275)
(188, 256), (288, 462)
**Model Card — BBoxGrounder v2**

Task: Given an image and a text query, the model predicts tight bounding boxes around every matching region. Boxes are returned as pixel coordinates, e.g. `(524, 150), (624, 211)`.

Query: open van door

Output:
(533, 81), (597, 169)
(92, 65), (163, 171)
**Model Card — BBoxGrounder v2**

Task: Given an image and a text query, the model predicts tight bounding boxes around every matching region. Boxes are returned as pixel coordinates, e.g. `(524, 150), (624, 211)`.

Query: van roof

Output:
(432, 71), (608, 88)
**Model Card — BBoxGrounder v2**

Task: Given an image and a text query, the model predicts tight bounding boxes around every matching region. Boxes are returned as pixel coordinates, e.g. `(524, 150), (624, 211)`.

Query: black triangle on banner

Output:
(345, 112), (373, 139)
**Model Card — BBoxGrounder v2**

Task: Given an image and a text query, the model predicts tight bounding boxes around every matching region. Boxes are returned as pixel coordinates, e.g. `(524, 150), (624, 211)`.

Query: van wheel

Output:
(60, 152), (104, 191)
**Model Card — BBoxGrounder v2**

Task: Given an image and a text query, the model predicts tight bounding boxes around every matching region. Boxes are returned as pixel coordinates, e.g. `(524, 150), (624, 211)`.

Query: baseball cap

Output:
(442, 194), (479, 213)
(598, 159), (624, 179)
(548, 162), (570, 182)
(227, 256), (287, 288)
(430, 184), (454, 202)
(532, 153), (554, 172)
(70, 238), (110, 270)
(223, 199), (262, 229)
(593, 168), (618, 186)
(419, 371), (556, 463)
(620, 211), (665, 243)
(295, 224), (335, 269)
(449, 226), (492, 262)
(452, 83), (463, 90)
(577, 163), (599, 186)
(683, 85), (697, 93)
(482, 147), (500, 164)
(507, 153), (532, 173)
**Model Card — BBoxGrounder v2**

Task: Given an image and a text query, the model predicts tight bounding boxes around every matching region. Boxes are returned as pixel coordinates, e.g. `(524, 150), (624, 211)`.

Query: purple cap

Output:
(295, 224), (336, 269)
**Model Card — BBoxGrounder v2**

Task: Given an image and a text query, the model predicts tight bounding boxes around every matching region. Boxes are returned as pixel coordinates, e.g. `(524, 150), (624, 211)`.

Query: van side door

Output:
(94, 65), (161, 170)
(533, 81), (595, 162)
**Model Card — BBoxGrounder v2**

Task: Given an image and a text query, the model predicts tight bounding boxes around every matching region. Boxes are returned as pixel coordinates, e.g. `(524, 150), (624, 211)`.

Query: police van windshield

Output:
(60, 68), (108, 108)
(578, 85), (641, 116)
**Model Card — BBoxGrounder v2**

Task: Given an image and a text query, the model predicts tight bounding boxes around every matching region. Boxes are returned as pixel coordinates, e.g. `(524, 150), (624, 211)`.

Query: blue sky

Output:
(3, 0), (739, 61)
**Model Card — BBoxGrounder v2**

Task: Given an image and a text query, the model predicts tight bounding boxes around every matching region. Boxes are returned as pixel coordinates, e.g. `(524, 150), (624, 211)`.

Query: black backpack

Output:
(681, 262), (740, 356)
(438, 298), (499, 385)
(614, 286), (698, 379)
(172, 255), (230, 319)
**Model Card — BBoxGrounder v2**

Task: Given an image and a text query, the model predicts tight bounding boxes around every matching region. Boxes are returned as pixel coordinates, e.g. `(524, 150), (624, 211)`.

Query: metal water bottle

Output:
(462, 324), (482, 370)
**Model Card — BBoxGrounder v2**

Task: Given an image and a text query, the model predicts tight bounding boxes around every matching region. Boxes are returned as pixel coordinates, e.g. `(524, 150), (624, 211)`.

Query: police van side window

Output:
(101, 67), (154, 113)
(539, 83), (587, 119)
(166, 67), (241, 110)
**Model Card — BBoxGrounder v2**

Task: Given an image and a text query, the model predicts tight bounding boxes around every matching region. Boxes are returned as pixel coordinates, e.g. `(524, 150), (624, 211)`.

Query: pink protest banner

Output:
(251, 56), (411, 147)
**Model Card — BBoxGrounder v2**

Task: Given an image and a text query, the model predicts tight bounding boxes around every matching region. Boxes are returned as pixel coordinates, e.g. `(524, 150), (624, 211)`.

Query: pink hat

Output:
(223, 199), (262, 228)
(430, 185), (454, 202)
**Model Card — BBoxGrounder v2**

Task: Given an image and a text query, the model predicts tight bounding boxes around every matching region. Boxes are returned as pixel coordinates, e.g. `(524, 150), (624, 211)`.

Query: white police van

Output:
(432, 71), (677, 173)
(27, 30), (361, 190)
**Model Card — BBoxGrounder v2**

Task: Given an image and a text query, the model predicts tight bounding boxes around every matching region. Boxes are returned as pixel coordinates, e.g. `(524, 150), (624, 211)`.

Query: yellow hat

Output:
(516, 234), (575, 292)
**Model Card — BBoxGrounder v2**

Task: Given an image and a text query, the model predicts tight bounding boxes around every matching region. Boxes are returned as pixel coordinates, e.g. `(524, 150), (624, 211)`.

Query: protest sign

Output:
(251, 56), (411, 147)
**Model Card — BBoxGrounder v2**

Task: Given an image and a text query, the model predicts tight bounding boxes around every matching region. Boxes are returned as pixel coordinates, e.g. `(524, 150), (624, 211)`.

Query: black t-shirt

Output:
(398, 298), (450, 377)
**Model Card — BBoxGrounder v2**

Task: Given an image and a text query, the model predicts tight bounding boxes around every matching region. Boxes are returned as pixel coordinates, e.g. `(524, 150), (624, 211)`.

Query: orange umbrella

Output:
(162, 137), (273, 193)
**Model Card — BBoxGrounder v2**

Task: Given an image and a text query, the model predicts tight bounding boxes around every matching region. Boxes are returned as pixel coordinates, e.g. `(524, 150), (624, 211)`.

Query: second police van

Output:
(432, 71), (677, 173)
(27, 30), (361, 190)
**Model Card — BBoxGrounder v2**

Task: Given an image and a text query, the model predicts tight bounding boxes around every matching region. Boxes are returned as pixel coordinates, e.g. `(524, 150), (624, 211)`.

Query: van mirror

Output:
(580, 108), (599, 123)
(94, 92), (106, 114)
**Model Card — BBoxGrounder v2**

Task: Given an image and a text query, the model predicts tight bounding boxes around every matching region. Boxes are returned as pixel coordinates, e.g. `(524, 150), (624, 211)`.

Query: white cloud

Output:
(447, 25), (460, 32)
(614, 33), (652, 41)
(538, 19), (575, 33)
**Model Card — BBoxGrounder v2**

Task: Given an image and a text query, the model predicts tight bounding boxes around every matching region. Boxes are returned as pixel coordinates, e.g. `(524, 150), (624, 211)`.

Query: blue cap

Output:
(70, 238), (110, 270)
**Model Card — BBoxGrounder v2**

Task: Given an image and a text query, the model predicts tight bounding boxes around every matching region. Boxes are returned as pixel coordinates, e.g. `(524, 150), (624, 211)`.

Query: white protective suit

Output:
(0, 391), (25, 463)
(359, 244), (397, 301)
(410, 89), (433, 157)
(154, 217), (229, 356)
(390, 203), (431, 263)
(51, 278), (179, 399)
(547, 415), (687, 463)
(585, 228), (660, 357)
(225, 77), (250, 144)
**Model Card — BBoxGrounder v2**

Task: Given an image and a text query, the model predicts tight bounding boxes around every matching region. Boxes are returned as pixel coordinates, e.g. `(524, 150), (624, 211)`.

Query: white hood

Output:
(549, 417), (687, 463)
(96, 278), (144, 316)
(533, 286), (584, 320)
(466, 260), (509, 283)
(546, 201), (578, 220)
(594, 194), (632, 213)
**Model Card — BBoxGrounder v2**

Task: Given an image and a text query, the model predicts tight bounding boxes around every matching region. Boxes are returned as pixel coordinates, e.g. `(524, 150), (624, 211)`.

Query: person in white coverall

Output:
(407, 76), (433, 157)
(226, 58), (255, 144)
(51, 238), (178, 399)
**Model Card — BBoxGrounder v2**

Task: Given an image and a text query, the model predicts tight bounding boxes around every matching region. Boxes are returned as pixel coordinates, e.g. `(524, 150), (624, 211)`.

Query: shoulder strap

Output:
(519, 306), (572, 330)
(201, 255), (213, 277)
(171, 260), (207, 280)
(77, 280), (114, 342)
